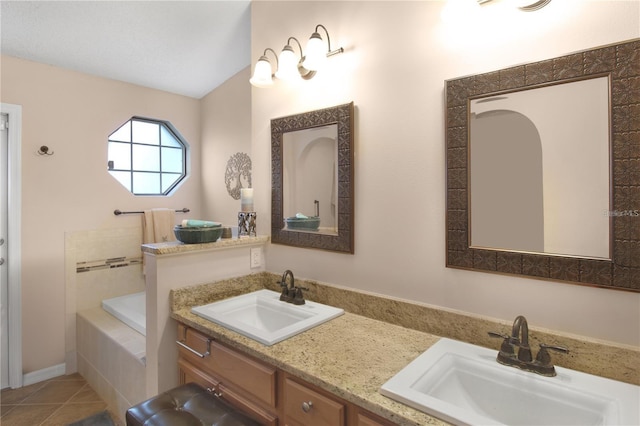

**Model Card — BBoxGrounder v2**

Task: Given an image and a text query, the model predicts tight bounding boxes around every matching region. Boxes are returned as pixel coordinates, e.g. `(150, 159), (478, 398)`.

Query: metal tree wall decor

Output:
(225, 152), (252, 200)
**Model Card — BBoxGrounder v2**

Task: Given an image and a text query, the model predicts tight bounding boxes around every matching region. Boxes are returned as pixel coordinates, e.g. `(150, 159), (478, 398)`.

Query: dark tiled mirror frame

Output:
(271, 102), (355, 253)
(445, 39), (639, 291)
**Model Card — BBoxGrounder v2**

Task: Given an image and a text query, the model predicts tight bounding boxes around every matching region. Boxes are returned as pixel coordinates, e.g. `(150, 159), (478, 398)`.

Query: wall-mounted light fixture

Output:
(478, 0), (552, 11)
(276, 37), (315, 82)
(250, 24), (344, 88)
(249, 48), (279, 88)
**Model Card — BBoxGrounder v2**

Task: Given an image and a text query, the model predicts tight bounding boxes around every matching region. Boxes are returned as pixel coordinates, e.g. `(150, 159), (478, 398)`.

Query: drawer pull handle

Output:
(176, 340), (211, 358)
(207, 385), (223, 398)
(302, 401), (313, 413)
(176, 327), (211, 358)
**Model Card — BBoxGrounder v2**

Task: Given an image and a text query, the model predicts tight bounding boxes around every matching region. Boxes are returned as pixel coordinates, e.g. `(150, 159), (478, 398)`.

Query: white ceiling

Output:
(0, 1), (251, 99)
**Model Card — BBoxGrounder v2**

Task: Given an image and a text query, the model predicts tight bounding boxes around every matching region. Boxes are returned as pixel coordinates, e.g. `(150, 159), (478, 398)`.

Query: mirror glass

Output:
(271, 102), (354, 253)
(445, 39), (640, 291)
(283, 124), (339, 236)
(469, 76), (611, 259)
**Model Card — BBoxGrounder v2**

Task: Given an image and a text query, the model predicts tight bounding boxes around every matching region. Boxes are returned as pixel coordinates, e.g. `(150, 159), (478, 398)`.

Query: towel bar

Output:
(114, 208), (190, 216)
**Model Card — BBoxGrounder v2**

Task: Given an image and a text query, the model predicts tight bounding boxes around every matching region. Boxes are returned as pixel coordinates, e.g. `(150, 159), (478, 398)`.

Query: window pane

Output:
(132, 145), (159, 171)
(108, 141), (131, 169)
(161, 126), (181, 148)
(133, 172), (160, 194)
(107, 118), (188, 196)
(109, 121), (131, 142)
(162, 173), (181, 193)
(161, 147), (183, 173)
(109, 171), (131, 191)
(132, 120), (160, 145)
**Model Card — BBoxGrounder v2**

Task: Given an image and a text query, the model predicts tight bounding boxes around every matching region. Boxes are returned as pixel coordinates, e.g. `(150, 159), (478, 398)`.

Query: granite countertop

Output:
(170, 274), (640, 424)
(142, 235), (269, 255)
(170, 283), (449, 426)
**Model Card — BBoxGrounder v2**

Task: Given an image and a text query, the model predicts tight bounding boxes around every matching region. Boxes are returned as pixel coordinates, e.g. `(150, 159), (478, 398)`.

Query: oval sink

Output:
(380, 338), (639, 426)
(191, 289), (344, 346)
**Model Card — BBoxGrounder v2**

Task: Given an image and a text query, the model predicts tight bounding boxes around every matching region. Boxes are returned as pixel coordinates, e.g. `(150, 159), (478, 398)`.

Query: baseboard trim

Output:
(23, 363), (66, 386)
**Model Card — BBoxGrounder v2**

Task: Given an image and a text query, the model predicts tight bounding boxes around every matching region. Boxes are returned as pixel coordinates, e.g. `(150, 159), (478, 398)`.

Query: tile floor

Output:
(0, 373), (122, 426)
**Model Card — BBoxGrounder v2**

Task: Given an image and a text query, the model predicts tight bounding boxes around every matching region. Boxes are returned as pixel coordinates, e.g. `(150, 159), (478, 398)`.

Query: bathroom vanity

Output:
(170, 273), (639, 426)
(171, 283), (447, 425)
(176, 322), (401, 426)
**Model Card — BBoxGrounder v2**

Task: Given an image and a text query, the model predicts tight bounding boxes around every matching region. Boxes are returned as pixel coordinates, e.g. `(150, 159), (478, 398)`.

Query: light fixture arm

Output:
(314, 24), (344, 57)
(477, 0), (552, 11)
(518, 0), (552, 11)
(262, 47), (279, 70)
(287, 37), (305, 60)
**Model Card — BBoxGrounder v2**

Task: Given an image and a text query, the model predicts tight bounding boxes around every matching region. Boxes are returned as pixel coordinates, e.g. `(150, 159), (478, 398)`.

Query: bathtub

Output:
(102, 292), (146, 336)
(79, 294), (147, 422)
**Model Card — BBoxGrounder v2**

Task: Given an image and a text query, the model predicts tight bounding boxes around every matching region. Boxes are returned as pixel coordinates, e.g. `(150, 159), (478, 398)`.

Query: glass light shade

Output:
(302, 33), (327, 71)
(275, 45), (300, 81)
(249, 57), (274, 88)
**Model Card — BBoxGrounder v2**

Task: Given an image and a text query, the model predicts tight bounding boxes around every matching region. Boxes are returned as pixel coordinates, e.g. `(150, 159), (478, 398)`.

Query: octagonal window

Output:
(108, 117), (188, 195)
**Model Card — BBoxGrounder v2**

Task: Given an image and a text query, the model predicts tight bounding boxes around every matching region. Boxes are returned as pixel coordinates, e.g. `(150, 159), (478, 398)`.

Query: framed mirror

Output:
(445, 39), (639, 291)
(271, 102), (354, 253)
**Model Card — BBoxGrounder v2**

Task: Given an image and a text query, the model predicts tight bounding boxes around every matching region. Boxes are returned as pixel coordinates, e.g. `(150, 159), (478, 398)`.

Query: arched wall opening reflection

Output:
(470, 109), (544, 253)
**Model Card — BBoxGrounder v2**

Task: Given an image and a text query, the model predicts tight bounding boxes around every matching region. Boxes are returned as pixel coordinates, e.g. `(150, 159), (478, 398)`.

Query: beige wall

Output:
(200, 66), (252, 226)
(0, 56), (202, 373)
(3, 0), (639, 378)
(251, 1), (640, 346)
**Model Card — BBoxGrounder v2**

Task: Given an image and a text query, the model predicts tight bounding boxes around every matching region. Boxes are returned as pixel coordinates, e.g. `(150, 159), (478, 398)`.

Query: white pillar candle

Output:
(240, 188), (254, 212)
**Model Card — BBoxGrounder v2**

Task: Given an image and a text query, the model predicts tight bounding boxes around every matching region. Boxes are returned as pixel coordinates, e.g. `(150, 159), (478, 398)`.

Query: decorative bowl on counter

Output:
(284, 216), (320, 231)
(174, 224), (223, 244)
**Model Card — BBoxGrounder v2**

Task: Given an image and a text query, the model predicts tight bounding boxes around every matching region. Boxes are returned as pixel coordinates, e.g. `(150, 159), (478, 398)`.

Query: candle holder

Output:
(238, 212), (257, 237)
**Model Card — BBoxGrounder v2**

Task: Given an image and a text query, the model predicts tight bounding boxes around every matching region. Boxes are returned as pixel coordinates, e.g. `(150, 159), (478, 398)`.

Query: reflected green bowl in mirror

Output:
(285, 217), (320, 231)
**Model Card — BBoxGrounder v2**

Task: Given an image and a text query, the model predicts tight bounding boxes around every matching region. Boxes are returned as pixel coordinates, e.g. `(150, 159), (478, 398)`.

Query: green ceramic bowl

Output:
(174, 225), (223, 244)
(284, 216), (320, 231)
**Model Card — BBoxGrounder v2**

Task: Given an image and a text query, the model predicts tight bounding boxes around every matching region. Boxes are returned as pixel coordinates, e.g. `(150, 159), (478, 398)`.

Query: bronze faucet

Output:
(489, 315), (568, 377)
(279, 270), (295, 302)
(278, 270), (307, 305)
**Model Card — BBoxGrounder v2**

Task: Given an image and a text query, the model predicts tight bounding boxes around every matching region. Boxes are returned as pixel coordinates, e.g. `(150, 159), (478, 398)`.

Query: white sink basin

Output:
(191, 289), (344, 346)
(380, 338), (639, 426)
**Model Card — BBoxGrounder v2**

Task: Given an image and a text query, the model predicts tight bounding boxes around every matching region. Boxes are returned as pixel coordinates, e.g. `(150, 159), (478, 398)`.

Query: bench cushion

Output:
(125, 383), (260, 426)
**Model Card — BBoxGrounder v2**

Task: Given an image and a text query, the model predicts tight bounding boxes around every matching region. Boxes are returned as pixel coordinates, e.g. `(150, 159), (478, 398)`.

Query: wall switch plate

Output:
(250, 247), (261, 268)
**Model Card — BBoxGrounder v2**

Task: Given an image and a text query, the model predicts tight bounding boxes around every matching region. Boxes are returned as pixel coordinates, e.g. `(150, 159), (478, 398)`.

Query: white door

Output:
(1, 113), (8, 389)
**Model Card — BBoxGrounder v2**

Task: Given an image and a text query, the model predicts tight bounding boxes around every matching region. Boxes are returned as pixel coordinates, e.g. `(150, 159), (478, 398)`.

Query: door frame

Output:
(1, 103), (22, 388)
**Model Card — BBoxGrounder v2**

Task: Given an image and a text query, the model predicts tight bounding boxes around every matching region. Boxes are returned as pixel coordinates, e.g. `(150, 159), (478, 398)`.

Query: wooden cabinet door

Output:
(177, 339), (278, 425)
(283, 377), (345, 426)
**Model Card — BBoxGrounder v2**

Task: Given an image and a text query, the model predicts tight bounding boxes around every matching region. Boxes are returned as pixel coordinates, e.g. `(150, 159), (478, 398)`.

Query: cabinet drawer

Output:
(283, 377), (345, 426)
(177, 325), (277, 408)
(356, 411), (395, 426)
(178, 358), (217, 391)
(178, 358), (278, 426)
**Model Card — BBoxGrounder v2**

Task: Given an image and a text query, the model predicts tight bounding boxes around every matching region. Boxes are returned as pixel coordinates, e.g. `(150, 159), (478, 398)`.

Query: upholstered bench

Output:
(125, 382), (260, 426)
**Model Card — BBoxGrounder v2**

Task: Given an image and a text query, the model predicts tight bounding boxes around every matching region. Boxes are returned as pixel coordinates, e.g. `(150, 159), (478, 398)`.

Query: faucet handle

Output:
(536, 343), (568, 365)
(488, 331), (515, 356)
(291, 287), (308, 305)
(540, 343), (569, 353)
